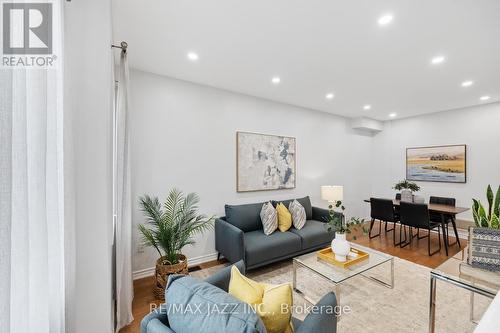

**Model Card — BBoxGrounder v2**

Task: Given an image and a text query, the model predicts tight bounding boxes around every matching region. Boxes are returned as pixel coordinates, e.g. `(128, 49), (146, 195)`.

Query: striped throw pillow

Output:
(260, 202), (278, 235)
(289, 199), (306, 230)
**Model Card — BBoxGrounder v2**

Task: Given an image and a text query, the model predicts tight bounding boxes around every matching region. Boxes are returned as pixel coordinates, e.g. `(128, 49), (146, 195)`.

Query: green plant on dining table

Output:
(325, 200), (367, 240)
(472, 185), (500, 229)
(393, 179), (421, 192)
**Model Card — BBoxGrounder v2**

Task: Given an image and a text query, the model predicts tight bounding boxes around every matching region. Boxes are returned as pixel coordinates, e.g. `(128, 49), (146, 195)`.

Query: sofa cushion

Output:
(229, 266), (293, 333)
(272, 196), (312, 220)
(244, 230), (302, 266)
(260, 202), (278, 235)
(289, 220), (334, 249)
(276, 203), (292, 232)
(165, 275), (266, 333)
(225, 202), (265, 232)
(289, 199), (306, 230)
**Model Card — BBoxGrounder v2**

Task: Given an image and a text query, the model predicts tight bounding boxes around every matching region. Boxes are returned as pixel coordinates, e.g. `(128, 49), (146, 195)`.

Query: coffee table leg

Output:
(429, 275), (437, 333)
(335, 283), (341, 321)
(390, 257), (395, 288)
(293, 260), (324, 306)
(470, 290), (475, 322)
(360, 258), (394, 288)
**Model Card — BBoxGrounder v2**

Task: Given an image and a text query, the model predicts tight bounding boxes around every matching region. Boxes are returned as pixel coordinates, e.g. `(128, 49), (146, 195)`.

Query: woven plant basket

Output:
(153, 254), (188, 300)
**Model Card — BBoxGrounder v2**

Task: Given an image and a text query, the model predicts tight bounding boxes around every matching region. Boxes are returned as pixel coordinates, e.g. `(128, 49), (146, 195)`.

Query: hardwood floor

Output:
(119, 276), (161, 333)
(120, 222), (466, 333)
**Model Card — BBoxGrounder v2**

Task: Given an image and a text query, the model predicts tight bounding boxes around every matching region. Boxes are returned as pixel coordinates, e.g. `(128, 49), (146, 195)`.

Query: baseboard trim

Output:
(133, 252), (219, 280)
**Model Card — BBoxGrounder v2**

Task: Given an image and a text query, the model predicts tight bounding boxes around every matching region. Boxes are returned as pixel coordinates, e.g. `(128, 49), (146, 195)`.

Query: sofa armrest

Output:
(141, 308), (174, 333)
(204, 260), (245, 292)
(312, 207), (343, 223)
(312, 207), (330, 222)
(296, 292), (337, 333)
(215, 218), (245, 264)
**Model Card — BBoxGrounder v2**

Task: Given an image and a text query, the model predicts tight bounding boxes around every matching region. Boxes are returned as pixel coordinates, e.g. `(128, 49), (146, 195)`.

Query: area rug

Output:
(193, 257), (491, 333)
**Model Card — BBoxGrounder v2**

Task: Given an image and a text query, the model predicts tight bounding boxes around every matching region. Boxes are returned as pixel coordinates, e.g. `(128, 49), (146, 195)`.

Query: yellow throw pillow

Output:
(229, 266), (293, 333)
(276, 203), (292, 232)
(228, 266), (264, 305)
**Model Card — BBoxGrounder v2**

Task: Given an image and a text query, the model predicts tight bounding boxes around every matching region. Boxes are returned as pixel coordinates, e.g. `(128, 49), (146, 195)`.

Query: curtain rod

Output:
(111, 41), (128, 53)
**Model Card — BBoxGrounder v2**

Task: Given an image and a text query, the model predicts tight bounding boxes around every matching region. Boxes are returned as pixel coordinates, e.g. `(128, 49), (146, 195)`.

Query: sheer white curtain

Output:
(0, 2), (65, 333)
(114, 49), (134, 331)
(0, 49), (65, 333)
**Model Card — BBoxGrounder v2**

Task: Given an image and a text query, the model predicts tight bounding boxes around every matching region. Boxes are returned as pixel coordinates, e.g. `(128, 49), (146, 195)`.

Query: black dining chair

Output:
(394, 193), (401, 216)
(370, 198), (403, 245)
(399, 202), (442, 256)
(429, 196), (461, 248)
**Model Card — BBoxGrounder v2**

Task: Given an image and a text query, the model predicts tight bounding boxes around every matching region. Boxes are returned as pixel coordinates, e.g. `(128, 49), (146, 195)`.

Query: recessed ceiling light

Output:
(378, 14), (393, 26)
(461, 80), (474, 87)
(187, 52), (199, 61)
(430, 55), (446, 65)
(325, 93), (335, 100)
(271, 76), (281, 85)
(363, 104), (372, 110)
(389, 113), (397, 118)
(480, 95), (491, 101)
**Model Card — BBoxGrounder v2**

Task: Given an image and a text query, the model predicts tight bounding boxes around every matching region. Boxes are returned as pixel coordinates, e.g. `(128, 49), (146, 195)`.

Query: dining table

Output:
(364, 199), (470, 256)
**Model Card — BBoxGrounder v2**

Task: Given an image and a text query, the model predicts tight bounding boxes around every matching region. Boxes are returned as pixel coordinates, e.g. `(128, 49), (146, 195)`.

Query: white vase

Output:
(331, 232), (350, 262)
(401, 189), (413, 202)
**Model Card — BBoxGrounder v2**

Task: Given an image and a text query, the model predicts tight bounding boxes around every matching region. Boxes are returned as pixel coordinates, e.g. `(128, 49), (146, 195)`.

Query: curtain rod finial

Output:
(112, 41), (128, 52)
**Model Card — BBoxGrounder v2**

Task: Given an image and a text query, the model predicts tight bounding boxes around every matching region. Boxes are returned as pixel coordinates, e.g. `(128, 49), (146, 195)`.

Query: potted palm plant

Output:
(138, 189), (214, 299)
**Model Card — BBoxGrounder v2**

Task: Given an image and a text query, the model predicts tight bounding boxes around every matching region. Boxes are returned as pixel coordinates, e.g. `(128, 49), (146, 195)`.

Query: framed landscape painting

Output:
(406, 144), (466, 183)
(237, 131), (296, 192)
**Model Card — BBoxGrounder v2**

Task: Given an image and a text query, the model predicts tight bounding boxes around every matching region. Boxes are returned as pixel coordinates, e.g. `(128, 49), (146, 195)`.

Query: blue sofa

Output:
(141, 261), (338, 333)
(216, 196), (336, 269)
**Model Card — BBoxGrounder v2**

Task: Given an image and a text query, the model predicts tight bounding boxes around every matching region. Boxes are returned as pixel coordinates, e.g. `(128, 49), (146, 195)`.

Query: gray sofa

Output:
(216, 196), (336, 269)
(141, 261), (338, 333)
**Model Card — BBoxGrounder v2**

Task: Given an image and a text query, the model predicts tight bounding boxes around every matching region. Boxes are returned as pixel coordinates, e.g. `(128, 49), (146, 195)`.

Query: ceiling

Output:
(112, 0), (500, 120)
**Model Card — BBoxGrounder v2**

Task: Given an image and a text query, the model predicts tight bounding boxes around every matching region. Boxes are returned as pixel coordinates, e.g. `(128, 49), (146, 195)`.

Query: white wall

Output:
(129, 69), (373, 272)
(371, 102), (500, 221)
(130, 69), (500, 274)
(64, 0), (114, 332)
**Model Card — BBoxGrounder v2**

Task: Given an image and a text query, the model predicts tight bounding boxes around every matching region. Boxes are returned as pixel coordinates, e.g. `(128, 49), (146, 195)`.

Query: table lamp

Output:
(321, 185), (344, 204)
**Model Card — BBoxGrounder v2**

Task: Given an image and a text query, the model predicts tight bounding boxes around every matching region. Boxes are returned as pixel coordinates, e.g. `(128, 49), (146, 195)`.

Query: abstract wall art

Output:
(236, 131), (296, 192)
(406, 144), (466, 183)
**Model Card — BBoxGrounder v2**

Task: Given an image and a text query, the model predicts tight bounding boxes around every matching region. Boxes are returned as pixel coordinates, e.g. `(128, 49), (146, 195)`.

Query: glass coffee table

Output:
(292, 244), (394, 312)
(429, 248), (499, 332)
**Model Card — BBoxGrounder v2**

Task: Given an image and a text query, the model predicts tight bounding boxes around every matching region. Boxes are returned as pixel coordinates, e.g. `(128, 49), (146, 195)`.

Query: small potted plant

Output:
(138, 189), (214, 300)
(393, 179), (421, 202)
(470, 185), (500, 271)
(473, 185), (500, 229)
(326, 201), (366, 262)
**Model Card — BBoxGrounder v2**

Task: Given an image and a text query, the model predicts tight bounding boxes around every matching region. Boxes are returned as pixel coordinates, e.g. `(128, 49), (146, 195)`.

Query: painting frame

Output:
(236, 131), (296, 192)
(406, 144), (467, 183)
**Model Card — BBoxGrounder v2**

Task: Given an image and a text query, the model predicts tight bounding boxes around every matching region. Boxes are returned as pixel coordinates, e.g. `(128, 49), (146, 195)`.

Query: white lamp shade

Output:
(321, 185), (344, 202)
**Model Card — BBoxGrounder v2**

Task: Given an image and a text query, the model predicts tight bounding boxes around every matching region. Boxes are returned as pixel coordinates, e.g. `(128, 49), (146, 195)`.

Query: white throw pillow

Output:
(289, 199), (306, 230)
(260, 202), (278, 235)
